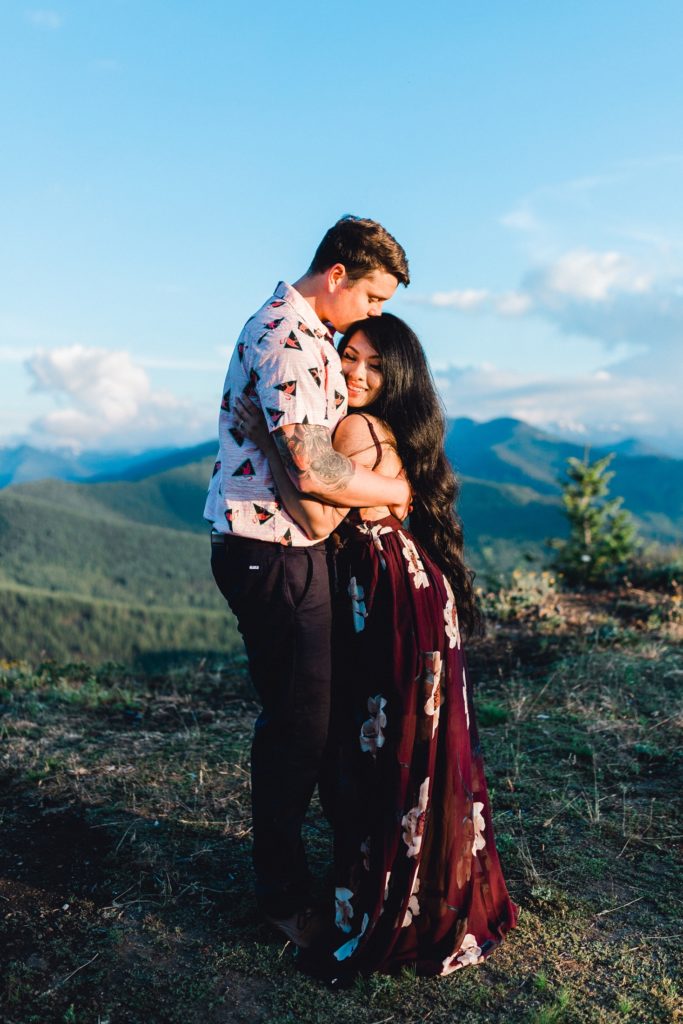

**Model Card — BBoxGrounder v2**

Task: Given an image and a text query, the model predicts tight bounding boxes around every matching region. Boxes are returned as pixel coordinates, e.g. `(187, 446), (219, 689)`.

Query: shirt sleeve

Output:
(248, 326), (329, 432)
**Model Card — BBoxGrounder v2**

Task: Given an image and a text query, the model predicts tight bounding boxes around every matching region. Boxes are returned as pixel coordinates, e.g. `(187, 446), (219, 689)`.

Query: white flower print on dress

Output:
(440, 933), (485, 975)
(401, 875), (421, 928)
(333, 912), (369, 961)
(443, 575), (462, 649)
(357, 521), (393, 570)
(402, 776), (430, 858)
(423, 651), (443, 737)
(348, 576), (367, 633)
(456, 933), (484, 968)
(472, 801), (486, 856)
(398, 531), (429, 589)
(462, 665), (470, 730)
(335, 887), (354, 933)
(360, 694), (387, 755)
(378, 868), (392, 918)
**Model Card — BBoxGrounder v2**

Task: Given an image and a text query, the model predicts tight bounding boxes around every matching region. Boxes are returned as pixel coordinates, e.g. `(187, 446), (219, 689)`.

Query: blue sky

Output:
(1, 1), (682, 453)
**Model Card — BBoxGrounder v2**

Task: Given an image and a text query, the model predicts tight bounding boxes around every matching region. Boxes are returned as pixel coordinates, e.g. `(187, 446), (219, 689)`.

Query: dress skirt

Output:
(308, 513), (518, 980)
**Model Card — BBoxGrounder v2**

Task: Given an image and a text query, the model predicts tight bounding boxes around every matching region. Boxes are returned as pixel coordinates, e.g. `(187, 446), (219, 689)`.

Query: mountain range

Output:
(446, 418), (683, 545)
(1, 417), (680, 663)
(0, 443), (187, 489)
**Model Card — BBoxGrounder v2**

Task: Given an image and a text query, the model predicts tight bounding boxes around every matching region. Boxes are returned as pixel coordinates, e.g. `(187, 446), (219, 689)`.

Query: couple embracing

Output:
(204, 216), (518, 983)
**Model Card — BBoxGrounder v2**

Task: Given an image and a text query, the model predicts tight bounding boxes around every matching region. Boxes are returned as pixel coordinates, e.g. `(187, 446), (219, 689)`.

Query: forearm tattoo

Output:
(273, 424), (355, 492)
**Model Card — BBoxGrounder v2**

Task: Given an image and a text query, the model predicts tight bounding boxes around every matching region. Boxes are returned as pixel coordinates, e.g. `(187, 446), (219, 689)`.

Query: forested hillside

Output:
(0, 457), (235, 664)
(2, 418), (682, 663)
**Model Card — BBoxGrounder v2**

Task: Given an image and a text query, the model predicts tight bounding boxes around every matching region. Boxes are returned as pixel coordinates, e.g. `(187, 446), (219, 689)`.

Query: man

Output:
(205, 215), (410, 945)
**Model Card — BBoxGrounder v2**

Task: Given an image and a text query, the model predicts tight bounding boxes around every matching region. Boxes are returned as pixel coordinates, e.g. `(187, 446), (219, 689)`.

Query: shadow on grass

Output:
(0, 774), (254, 911)
(0, 762), (276, 1023)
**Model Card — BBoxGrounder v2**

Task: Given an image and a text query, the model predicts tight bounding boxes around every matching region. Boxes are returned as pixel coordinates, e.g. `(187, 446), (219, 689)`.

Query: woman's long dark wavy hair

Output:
(339, 313), (480, 638)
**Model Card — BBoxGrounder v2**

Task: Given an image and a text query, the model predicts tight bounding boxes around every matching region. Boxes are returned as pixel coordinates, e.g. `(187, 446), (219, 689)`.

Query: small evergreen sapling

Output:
(553, 452), (638, 585)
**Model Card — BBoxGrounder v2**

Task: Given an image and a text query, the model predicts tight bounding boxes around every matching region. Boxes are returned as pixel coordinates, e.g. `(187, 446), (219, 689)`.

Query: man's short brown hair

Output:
(309, 215), (410, 286)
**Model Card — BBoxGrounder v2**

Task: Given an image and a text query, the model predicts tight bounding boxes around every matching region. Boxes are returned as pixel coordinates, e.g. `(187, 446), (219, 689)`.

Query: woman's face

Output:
(340, 330), (383, 408)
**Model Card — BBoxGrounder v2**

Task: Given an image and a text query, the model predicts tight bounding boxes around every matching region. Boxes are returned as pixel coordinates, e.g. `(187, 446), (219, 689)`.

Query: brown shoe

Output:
(264, 906), (327, 948)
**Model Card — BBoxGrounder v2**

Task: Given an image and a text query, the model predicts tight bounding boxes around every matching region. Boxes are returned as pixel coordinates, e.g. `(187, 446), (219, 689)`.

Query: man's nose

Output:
(367, 305), (382, 316)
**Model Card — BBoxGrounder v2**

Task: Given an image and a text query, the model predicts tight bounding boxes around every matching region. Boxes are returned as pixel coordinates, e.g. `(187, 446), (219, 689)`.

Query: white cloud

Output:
(432, 159), (683, 451)
(529, 249), (652, 303)
(419, 249), (654, 313)
(525, 273), (683, 365)
(414, 289), (531, 317)
(26, 9), (62, 29)
(416, 248), (683, 372)
(423, 288), (490, 311)
(494, 292), (533, 316)
(419, 246), (683, 451)
(24, 345), (214, 450)
(434, 362), (683, 455)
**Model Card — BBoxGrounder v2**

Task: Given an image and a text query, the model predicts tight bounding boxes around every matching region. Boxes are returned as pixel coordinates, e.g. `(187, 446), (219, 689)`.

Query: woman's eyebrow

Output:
(343, 344), (381, 362)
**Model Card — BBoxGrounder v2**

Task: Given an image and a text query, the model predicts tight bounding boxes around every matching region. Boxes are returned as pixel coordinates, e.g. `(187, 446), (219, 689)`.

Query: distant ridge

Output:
(3, 419), (682, 544)
(1, 419), (673, 493)
(444, 417), (683, 543)
(0, 443), (179, 489)
(90, 440), (217, 483)
(610, 437), (665, 457)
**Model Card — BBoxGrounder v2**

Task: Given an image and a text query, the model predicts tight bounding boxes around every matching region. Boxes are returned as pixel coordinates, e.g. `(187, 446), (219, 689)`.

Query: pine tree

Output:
(553, 452), (638, 585)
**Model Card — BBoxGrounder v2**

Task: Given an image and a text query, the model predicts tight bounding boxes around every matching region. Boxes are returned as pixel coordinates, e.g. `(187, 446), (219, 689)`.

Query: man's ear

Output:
(327, 263), (348, 292)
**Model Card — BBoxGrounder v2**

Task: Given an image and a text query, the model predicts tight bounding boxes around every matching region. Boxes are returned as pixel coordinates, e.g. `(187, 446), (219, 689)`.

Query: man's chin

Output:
(336, 316), (368, 335)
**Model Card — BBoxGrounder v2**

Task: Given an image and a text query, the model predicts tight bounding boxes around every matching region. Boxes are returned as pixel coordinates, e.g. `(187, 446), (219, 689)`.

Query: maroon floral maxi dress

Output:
(308, 436), (518, 980)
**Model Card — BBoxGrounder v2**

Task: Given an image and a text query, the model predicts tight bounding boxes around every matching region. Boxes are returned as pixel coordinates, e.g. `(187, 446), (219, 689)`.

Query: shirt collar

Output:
(273, 281), (335, 344)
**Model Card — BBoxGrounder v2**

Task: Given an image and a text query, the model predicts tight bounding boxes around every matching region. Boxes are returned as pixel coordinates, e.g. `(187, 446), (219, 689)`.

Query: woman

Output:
(235, 313), (518, 981)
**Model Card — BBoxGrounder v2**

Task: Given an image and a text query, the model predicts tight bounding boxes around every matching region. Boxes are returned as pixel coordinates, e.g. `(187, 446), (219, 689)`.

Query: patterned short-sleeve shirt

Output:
(203, 281), (349, 545)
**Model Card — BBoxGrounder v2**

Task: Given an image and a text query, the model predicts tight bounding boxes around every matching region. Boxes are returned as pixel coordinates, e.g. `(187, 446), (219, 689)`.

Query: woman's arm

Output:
(235, 396), (349, 540)
(271, 421), (409, 515)
(235, 399), (406, 540)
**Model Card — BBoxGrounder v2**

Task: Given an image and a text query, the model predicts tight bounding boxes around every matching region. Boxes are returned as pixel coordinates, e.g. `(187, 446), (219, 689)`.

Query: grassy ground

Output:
(1, 582), (681, 1024)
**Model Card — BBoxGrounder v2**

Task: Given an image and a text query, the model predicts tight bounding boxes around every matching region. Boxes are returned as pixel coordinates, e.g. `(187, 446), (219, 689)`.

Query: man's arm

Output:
(272, 423), (410, 510)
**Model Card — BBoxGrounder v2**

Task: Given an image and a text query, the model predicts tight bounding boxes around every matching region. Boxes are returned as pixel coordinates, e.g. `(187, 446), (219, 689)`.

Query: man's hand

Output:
(234, 396), (271, 452)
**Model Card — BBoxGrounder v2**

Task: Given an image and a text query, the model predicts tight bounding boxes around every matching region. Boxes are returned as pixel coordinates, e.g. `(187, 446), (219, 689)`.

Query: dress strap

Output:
(354, 413), (384, 470)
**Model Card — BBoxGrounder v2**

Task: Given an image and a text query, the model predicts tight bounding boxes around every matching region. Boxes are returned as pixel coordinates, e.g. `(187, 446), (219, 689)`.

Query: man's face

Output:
(325, 267), (399, 334)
